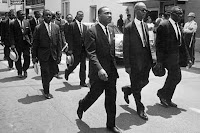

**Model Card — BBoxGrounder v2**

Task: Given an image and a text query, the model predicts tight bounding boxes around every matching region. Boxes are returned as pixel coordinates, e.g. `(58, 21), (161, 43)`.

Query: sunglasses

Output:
(138, 9), (148, 13)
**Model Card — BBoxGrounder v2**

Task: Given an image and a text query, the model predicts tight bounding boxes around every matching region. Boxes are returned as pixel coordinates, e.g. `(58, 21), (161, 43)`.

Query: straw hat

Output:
(66, 54), (74, 66)
(188, 12), (195, 18)
(9, 48), (19, 62)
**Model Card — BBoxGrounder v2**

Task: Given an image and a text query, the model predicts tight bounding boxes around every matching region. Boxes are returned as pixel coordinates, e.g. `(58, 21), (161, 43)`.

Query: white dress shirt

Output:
(134, 18), (146, 47)
(98, 22), (110, 43)
(169, 18), (181, 39)
(44, 21), (52, 36)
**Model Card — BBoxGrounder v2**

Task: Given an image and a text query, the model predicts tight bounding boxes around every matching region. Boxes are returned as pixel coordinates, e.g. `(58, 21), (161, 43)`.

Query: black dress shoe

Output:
(137, 110), (148, 120)
(77, 100), (84, 120)
(167, 101), (177, 107)
(64, 71), (69, 81)
(107, 126), (122, 133)
(24, 71), (27, 78)
(121, 86), (130, 104)
(54, 74), (62, 79)
(44, 94), (51, 99)
(80, 82), (88, 87)
(157, 91), (169, 108)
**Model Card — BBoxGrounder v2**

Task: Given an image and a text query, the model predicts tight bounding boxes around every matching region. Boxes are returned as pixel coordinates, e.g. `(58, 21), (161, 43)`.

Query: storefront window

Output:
(26, 0), (44, 6)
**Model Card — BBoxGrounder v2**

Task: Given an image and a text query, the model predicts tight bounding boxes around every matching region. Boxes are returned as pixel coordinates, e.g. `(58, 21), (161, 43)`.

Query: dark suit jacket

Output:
(123, 21), (153, 71)
(10, 19), (32, 47)
(1, 19), (13, 46)
(84, 24), (119, 80)
(68, 21), (87, 55)
(29, 18), (43, 34)
(156, 19), (190, 67)
(64, 23), (70, 43)
(32, 22), (62, 62)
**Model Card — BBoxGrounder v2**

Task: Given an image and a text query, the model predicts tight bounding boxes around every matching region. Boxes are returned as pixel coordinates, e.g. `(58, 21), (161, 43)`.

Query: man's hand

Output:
(98, 69), (108, 81)
(32, 58), (38, 64)
(125, 67), (131, 75)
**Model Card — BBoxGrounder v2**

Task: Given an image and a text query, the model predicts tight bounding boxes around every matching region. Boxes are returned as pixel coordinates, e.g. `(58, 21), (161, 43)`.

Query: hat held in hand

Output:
(66, 54), (74, 66)
(9, 48), (19, 62)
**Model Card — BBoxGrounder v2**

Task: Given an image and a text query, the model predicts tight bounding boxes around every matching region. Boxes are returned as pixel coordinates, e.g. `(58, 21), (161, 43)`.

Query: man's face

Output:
(56, 12), (61, 18)
(9, 12), (15, 20)
(188, 16), (193, 21)
(135, 4), (147, 21)
(98, 7), (112, 26)
(17, 11), (25, 20)
(76, 12), (84, 22)
(171, 8), (183, 22)
(66, 15), (73, 23)
(35, 12), (41, 19)
(43, 10), (52, 23)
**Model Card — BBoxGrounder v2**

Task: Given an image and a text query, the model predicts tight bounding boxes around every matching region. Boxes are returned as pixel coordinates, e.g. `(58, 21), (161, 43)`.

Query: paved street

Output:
(0, 45), (200, 133)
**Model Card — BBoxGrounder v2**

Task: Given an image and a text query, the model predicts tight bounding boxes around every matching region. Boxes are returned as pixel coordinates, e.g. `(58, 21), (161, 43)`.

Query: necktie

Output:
(141, 21), (147, 47)
(79, 22), (82, 34)
(47, 23), (51, 37)
(105, 26), (109, 39)
(175, 23), (181, 45)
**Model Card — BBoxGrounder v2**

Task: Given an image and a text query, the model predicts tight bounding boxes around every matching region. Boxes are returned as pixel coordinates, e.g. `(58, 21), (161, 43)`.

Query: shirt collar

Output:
(134, 17), (144, 25)
(75, 19), (81, 24)
(169, 18), (176, 25)
(98, 22), (108, 29)
(44, 21), (52, 26)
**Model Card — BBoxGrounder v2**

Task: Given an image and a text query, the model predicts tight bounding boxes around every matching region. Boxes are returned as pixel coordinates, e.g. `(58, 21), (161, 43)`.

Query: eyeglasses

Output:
(138, 9), (148, 13)
(172, 12), (183, 17)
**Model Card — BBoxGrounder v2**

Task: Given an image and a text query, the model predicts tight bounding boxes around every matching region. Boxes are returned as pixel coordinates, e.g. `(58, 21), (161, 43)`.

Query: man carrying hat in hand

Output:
(183, 12), (198, 65)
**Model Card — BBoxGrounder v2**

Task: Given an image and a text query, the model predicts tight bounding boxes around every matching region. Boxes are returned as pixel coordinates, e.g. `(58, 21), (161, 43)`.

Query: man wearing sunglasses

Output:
(155, 6), (192, 108)
(123, 2), (153, 121)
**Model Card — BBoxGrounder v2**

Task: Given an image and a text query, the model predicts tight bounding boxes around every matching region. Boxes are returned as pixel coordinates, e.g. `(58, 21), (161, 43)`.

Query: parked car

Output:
(108, 24), (124, 59)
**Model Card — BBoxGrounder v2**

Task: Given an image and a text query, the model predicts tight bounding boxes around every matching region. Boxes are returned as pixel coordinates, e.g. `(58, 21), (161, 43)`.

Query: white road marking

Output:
(189, 108), (200, 114)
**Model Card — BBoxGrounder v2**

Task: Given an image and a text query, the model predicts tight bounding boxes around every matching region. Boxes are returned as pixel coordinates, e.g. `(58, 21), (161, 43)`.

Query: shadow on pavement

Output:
(0, 76), (25, 83)
(55, 82), (81, 92)
(76, 119), (110, 133)
(32, 75), (42, 80)
(116, 105), (146, 130)
(0, 68), (10, 72)
(181, 66), (200, 74)
(18, 94), (46, 104)
(146, 103), (187, 119)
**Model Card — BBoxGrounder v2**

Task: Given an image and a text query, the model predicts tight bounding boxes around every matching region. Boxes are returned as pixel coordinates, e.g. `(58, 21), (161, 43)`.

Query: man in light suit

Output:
(10, 10), (32, 78)
(77, 7), (121, 133)
(123, 2), (153, 120)
(64, 11), (88, 87)
(156, 6), (192, 108)
(32, 9), (62, 99)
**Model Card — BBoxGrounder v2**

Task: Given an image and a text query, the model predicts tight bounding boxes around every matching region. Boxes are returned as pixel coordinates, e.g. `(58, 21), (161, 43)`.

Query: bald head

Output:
(134, 2), (147, 21)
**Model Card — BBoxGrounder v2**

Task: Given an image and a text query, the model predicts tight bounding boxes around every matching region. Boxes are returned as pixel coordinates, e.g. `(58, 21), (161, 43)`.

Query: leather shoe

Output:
(44, 94), (51, 99)
(24, 71), (27, 78)
(157, 91), (169, 108)
(18, 74), (23, 78)
(121, 86), (130, 104)
(54, 74), (62, 79)
(77, 100), (84, 120)
(167, 101), (177, 107)
(107, 126), (122, 133)
(65, 70), (69, 81)
(137, 110), (148, 120)
(80, 82), (88, 87)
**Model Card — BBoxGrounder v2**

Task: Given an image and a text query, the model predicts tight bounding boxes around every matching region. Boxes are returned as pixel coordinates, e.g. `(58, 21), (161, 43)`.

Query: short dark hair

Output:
(98, 6), (108, 15)
(43, 9), (51, 16)
(76, 11), (83, 15)
(34, 10), (40, 15)
(16, 10), (23, 16)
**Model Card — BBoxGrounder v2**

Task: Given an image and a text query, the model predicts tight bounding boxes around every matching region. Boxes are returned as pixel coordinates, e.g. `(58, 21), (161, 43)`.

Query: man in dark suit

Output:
(1, 9), (15, 70)
(123, 2), (153, 120)
(32, 9), (62, 99)
(155, 6), (192, 108)
(64, 11), (88, 87)
(29, 10), (41, 34)
(10, 10), (32, 78)
(77, 7), (121, 133)
(63, 14), (73, 44)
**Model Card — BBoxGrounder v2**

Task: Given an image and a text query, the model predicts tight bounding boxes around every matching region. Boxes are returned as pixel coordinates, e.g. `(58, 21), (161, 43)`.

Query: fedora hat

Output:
(66, 54), (74, 66)
(188, 12), (195, 18)
(9, 48), (19, 62)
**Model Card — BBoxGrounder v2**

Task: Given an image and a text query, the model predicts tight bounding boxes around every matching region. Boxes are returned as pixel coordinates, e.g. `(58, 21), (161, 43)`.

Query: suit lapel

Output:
(132, 21), (142, 40)
(96, 24), (110, 44)
(42, 22), (51, 39)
